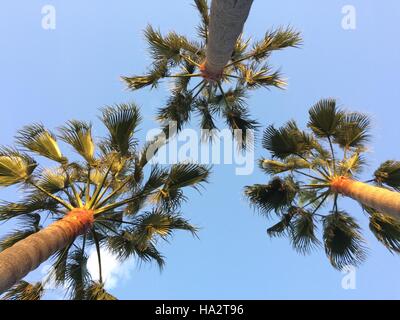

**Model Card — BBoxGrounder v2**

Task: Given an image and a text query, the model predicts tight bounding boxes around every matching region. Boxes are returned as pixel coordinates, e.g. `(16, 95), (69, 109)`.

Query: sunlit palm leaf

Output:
(0, 148), (37, 186)
(58, 121), (96, 164)
(16, 124), (65, 163)
(84, 281), (117, 300)
(1, 281), (44, 300)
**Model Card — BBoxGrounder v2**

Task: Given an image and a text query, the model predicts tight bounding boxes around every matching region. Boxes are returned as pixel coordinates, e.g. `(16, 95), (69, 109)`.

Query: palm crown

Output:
(122, 0), (302, 148)
(0, 103), (210, 299)
(245, 99), (400, 270)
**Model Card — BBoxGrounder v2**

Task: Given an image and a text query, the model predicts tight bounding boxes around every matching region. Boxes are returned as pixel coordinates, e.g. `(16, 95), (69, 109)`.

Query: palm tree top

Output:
(245, 98), (400, 270)
(0, 103), (211, 299)
(122, 0), (302, 149)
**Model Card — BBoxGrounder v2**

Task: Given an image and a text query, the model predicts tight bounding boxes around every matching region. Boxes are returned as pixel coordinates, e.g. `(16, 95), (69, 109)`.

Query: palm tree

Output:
(0, 103), (210, 298)
(122, 0), (301, 149)
(203, 0), (254, 80)
(244, 98), (400, 270)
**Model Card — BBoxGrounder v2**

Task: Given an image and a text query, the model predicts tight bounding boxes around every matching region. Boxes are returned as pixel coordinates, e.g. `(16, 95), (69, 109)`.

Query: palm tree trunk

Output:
(0, 209), (93, 294)
(331, 177), (400, 220)
(202, 0), (253, 79)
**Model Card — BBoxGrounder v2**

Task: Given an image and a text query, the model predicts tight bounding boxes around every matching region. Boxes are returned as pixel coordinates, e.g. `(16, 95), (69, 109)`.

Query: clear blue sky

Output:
(1, 0), (400, 299)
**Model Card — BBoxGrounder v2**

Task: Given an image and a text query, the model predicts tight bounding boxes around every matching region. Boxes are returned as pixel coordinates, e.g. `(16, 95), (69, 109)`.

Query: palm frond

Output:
(107, 230), (165, 269)
(122, 60), (169, 90)
(333, 112), (371, 149)
(323, 212), (367, 270)
(16, 124), (66, 163)
(374, 160), (400, 191)
(101, 103), (142, 156)
(259, 158), (310, 175)
(193, 0), (209, 41)
(58, 121), (96, 164)
(65, 248), (91, 300)
(239, 64), (286, 89)
(290, 209), (320, 254)
(250, 26), (302, 61)
(307, 98), (343, 138)
(84, 281), (117, 300)
(244, 177), (298, 216)
(0, 147), (37, 186)
(157, 91), (194, 131)
(136, 209), (197, 241)
(369, 212), (400, 254)
(165, 163), (210, 191)
(262, 121), (313, 159)
(1, 281), (44, 300)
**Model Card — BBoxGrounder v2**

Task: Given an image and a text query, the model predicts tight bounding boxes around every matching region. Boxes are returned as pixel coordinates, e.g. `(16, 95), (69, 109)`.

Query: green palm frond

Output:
(84, 282), (117, 300)
(193, 0), (209, 41)
(307, 99), (343, 138)
(16, 124), (66, 163)
(101, 103), (142, 156)
(136, 209), (197, 240)
(231, 35), (250, 61)
(0, 195), (58, 221)
(0, 148), (37, 186)
(245, 177), (297, 216)
(0, 213), (40, 251)
(1, 281), (44, 300)
(65, 249), (91, 300)
(323, 212), (367, 270)
(107, 230), (165, 269)
(267, 209), (295, 237)
(338, 152), (366, 176)
(374, 160), (400, 191)
(157, 91), (194, 131)
(290, 209), (320, 254)
(250, 26), (302, 61)
(38, 168), (69, 193)
(333, 112), (371, 149)
(259, 158), (310, 175)
(165, 163), (210, 191)
(239, 64), (286, 89)
(122, 60), (169, 90)
(144, 25), (198, 65)
(369, 212), (400, 254)
(262, 121), (313, 159)
(58, 120), (96, 164)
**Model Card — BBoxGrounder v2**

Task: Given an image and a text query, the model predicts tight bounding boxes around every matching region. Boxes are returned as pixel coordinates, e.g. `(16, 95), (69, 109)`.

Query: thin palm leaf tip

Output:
(244, 98), (400, 270)
(122, 0), (302, 148)
(0, 103), (211, 300)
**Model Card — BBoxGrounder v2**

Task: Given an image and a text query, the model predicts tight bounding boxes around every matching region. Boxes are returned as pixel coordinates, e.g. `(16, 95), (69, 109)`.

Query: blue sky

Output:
(1, 0), (400, 299)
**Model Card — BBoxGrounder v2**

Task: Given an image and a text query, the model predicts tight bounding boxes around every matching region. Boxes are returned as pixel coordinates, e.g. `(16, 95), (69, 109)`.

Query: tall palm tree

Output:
(122, 0), (301, 149)
(0, 103), (210, 298)
(203, 0), (254, 80)
(244, 98), (400, 269)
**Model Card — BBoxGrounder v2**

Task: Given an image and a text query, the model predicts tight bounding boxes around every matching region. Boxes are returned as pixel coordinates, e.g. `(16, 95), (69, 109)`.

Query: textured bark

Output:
(203, 0), (254, 79)
(0, 209), (94, 294)
(331, 177), (400, 221)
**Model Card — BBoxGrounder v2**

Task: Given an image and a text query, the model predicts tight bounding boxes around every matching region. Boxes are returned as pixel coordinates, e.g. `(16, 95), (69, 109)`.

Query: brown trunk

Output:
(331, 176), (400, 221)
(202, 0), (253, 80)
(0, 209), (94, 294)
